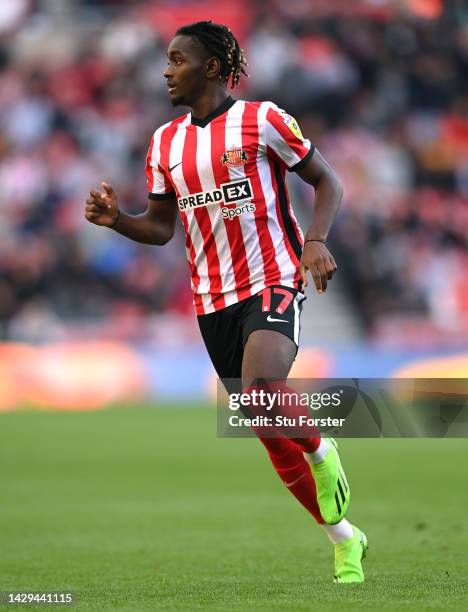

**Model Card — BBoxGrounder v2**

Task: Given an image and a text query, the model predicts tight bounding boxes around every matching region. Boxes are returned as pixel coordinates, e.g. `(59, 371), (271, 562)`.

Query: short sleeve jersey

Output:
(146, 97), (314, 315)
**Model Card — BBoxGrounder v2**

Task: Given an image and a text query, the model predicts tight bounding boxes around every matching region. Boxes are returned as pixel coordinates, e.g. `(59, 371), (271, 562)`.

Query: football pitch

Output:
(1, 406), (467, 611)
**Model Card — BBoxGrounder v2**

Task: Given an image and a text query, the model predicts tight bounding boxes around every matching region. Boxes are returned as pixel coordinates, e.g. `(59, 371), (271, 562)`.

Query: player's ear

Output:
(206, 56), (221, 80)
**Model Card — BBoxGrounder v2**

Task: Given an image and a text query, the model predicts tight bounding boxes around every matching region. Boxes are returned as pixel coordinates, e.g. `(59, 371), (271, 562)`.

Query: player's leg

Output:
(197, 303), (244, 391)
(241, 287), (350, 524)
(242, 329), (366, 582)
(240, 288), (366, 582)
(197, 302), (321, 520)
(198, 295), (365, 581)
(240, 327), (325, 522)
(240, 329), (323, 518)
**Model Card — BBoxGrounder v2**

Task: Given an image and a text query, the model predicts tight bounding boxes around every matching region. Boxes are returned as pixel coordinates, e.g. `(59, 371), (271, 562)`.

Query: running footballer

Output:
(85, 21), (368, 582)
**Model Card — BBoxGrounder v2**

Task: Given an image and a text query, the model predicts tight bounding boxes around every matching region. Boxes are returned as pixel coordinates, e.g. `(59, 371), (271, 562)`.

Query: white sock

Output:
(322, 518), (354, 545)
(306, 438), (331, 464)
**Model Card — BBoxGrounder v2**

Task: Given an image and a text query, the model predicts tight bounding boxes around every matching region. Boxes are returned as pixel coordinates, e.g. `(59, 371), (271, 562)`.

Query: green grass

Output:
(0, 406), (467, 611)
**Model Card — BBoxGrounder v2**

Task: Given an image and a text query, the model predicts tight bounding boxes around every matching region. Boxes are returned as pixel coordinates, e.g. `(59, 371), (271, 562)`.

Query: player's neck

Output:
(190, 90), (230, 121)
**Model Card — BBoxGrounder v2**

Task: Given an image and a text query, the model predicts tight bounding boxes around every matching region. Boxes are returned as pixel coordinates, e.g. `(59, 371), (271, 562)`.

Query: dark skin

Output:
(85, 33), (343, 388)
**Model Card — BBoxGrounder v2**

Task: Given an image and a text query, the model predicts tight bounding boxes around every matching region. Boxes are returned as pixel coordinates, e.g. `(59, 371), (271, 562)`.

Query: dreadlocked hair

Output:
(176, 21), (248, 88)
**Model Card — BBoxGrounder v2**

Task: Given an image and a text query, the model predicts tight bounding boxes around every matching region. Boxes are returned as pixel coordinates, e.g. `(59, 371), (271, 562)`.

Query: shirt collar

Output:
(190, 96), (236, 128)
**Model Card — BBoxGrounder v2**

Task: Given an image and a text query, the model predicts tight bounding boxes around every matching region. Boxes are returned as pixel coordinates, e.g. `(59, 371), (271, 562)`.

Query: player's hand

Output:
(85, 182), (119, 227)
(299, 241), (337, 293)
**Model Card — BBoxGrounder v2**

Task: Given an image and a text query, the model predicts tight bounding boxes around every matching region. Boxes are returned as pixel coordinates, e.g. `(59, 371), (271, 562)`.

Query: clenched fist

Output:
(85, 182), (119, 227)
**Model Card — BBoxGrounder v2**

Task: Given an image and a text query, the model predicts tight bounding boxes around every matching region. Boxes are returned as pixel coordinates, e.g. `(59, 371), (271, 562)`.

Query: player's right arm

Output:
(85, 181), (178, 245)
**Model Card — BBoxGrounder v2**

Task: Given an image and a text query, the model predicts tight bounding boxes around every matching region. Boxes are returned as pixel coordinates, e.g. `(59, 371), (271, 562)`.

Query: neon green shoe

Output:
(307, 438), (350, 524)
(334, 525), (368, 583)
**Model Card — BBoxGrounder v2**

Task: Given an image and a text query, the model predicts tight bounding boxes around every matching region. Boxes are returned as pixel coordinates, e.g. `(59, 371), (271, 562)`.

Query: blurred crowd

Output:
(0, 0), (467, 343)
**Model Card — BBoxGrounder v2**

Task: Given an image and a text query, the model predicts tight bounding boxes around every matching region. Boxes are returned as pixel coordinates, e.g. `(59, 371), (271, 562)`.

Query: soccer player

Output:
(85, 21), (367, 582)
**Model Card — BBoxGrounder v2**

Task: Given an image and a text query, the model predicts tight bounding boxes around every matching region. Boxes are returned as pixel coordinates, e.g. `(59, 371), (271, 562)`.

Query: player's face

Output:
(164, 35), (208, 107)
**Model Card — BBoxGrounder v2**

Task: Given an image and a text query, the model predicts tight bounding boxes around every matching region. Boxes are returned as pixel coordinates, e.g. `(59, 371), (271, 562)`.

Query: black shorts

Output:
(197, 285), (306, 380)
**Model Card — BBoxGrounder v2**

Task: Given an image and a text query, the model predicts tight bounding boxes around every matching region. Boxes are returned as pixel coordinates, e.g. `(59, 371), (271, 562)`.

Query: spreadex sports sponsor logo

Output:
(178, 178), (255, 221)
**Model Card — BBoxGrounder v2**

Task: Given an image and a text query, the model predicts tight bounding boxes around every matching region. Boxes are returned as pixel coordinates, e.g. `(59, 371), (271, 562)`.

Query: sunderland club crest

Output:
(221, 146), (248, 167)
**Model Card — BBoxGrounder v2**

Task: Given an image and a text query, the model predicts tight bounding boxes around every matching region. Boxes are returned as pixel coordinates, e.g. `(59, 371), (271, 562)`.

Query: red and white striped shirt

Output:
(146, 97), (314, 315)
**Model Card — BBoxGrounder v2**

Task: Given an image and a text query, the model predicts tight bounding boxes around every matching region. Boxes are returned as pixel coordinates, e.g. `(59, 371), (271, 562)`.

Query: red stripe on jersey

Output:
(145, 136), (155, 192)
(242, 102), (281, 286)
(266, 148), (302, 287)
(159, 117), (202, 304)
(266, 107), (310, 162)
(210, 114), (251, 303)
(182, 126), (225, 309)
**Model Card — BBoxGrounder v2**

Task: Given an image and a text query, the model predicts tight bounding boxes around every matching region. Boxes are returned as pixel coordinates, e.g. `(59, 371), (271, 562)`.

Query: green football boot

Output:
(307, 438), (350, 524)
(334, 525), (368, 583)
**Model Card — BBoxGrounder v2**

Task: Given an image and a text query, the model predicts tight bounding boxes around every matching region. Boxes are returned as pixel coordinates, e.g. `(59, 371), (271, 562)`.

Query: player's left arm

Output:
(295, 149), (343, 293)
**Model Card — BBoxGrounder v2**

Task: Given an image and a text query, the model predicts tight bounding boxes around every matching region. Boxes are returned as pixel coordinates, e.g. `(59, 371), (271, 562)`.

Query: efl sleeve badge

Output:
(282, 113), (304, 140)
